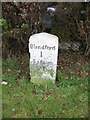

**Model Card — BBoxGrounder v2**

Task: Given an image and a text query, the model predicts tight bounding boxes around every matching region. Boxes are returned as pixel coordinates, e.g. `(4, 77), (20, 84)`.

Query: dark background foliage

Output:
(1, 2), (90, 59)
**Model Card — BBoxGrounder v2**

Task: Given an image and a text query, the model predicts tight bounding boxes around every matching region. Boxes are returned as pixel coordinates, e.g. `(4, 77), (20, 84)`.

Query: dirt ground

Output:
(58, 51), (88, 69)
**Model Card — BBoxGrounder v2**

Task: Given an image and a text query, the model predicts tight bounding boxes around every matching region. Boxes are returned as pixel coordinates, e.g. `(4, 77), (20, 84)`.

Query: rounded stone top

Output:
(29, 32), (58, 43)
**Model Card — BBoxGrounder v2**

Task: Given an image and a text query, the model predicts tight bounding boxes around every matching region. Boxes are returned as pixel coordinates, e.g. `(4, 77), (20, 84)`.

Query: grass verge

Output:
(2, 57), (89, 118)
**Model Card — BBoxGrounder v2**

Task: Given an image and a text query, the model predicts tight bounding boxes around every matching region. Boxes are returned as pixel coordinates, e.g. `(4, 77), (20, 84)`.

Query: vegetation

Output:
(2, 57), (88, 118)
(1, 2), (90, 118)
(0, 18), (8, 30)
(2, 2), (90, 58)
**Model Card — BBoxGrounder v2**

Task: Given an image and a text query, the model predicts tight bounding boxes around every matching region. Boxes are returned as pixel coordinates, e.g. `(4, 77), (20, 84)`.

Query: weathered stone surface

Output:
(29, 32), (58, 84)
(59, 41), (81, 51)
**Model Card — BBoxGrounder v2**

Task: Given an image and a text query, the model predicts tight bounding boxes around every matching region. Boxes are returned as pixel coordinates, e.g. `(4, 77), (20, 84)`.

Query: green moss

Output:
(30, 64), (55, 84)
(30, 77), (55, 85)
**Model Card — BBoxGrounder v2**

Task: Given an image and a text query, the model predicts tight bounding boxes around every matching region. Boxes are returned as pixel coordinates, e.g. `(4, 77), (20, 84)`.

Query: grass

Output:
(2, 57), (89, 118)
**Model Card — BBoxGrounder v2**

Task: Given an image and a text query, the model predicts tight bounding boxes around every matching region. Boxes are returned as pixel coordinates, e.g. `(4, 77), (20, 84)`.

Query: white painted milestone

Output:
(29, 32), (58, 84)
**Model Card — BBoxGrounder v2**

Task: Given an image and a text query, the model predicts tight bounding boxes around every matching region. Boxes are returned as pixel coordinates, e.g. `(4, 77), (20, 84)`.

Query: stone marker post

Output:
(29, 32), (58, 84)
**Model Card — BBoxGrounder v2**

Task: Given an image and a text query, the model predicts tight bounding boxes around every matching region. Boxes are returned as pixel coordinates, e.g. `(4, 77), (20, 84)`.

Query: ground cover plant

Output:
(2, 53), (89, 118)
